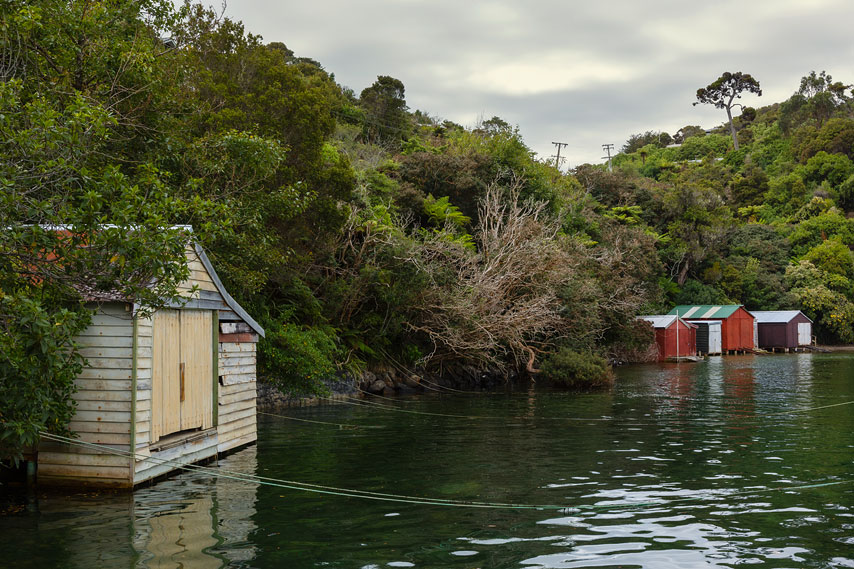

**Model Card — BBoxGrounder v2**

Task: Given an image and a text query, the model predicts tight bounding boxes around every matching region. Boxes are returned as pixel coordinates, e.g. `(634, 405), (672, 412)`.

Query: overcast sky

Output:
(220, 0), (854, 167)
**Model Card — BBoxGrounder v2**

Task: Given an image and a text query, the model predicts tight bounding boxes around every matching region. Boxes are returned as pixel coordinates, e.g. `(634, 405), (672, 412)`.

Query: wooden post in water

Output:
(26, 460), (36, 487)
(675, 310), (679, 360)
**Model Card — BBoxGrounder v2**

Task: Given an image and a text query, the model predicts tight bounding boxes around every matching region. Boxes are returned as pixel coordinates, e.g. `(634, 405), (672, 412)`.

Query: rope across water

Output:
(33, 429), (854, 512)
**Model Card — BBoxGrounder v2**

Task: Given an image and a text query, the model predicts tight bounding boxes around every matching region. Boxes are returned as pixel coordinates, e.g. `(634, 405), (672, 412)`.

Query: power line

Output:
(551, 141), (568, 171)
(601, 143), (614, 172)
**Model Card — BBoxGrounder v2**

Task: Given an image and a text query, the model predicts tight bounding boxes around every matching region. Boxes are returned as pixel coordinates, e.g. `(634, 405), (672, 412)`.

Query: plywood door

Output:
(152, 310), (181, 442)
(151, 310), (213, 441)
(179, 310), (213, 432)
(798, 322), (811, 346)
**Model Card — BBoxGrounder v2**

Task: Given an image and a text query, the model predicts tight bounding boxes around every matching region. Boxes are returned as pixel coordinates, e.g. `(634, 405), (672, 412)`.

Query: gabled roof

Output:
(193, 243), (265, 338)
(637, 315), (696, 329)
(668, 305), (745, 319)
(30, 225), (265, 337)
(751, 310), (812, 324)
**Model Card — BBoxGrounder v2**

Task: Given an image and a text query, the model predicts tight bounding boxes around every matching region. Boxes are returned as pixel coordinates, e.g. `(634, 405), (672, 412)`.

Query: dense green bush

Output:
(0, 294), (91, 462)
(540, 349), (613, 390)
(257, 316), (339, 396)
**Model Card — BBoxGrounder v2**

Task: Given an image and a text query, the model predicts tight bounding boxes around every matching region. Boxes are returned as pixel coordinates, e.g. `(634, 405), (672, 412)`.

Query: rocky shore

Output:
(257, 365), (519, 410)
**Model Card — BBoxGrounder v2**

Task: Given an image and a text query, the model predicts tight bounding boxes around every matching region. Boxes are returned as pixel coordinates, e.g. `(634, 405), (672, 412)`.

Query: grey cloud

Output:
(223, 0), (854, 163)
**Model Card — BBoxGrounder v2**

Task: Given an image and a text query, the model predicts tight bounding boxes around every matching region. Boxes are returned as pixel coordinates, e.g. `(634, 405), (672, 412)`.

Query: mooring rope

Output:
(329, 395), (613, 422)
(256, 411), (379, 429)
(36, 431), (569, 510)
(768, 400), (854, 415)
(23, 428), (854, 512)
(325, 394), (854, 424)
(417, 375), (489, 394)
(355, 387), (421, 404)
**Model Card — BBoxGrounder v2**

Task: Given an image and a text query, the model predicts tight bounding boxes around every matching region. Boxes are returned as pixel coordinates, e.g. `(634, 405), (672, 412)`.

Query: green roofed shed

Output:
(668, 305), (742, 319)
(667, 305), (754, 352)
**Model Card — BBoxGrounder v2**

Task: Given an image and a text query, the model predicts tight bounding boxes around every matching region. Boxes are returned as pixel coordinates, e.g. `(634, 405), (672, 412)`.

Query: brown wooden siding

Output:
(757, 313), (813, 348)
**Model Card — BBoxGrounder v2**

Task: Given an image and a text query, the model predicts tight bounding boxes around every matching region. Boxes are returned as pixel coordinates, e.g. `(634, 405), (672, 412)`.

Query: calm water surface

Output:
(2, 354), (854, 568)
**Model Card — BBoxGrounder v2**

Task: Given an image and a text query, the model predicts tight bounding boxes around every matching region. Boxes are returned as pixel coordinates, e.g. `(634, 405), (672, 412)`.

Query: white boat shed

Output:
(37, 242), (264, 488)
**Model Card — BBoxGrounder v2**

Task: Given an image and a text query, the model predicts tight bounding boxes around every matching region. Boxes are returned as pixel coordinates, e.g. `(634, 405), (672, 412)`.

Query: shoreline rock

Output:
(257, 366), (521, 410)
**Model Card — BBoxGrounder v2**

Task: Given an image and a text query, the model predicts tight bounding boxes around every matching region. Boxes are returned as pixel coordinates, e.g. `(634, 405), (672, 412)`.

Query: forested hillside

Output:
(3, 0), (853, 457)
(608, 70), (854, 345)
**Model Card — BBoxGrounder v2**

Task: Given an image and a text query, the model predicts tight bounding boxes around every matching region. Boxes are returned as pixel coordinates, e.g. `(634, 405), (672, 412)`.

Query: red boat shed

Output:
(669, 305), (755, 353)
(638, 315), (697, 361)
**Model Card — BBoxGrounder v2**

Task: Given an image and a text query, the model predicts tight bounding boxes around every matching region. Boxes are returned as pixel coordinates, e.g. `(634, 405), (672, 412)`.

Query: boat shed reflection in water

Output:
(36, 446), (259, 569)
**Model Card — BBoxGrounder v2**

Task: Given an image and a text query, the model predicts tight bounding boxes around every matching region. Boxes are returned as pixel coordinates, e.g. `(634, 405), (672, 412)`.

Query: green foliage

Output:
(694, 71), (762, 150)
(540, 349), (613, 390)
(674, 125), (706, 143)
(789, 211), (854, 257)
(0, 294), (91, 462)
(604, 205), (644, 225)
(676, 134), (731, 160)
(765, 171), (810, 214)
(257, 316), (338, 396)
(791, 118), (854, 162)
(0, 0), (223, 458)
(622, 131), (672, 154)
(802, 238), (854, 280)
(423, 195), (472, 228)
(730, 163), (769, 205)
(801, 151), (854, 188)
(786, 261), (854, 343)
(716, 257), (790, 310)
(793, 197), (834, 222)
(359, 75), (410, 146)
(12, 0), (854, 446)
(674, 279), (729, 305)
(695, 72), (763, 111)
(837, 174), (854, 211)
(727, 223), (790, 271)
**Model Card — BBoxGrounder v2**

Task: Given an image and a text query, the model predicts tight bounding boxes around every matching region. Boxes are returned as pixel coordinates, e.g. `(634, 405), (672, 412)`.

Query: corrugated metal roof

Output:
(686, 319), (721, 328)
(668, 305), (743, 319)
(638, 315), (677, 328)
(751, 310), (812, 324)
(638, 315), (696, 329)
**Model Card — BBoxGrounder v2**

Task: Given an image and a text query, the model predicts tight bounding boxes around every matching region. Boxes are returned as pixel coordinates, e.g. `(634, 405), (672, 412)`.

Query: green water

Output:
(2, 354), (854, 568)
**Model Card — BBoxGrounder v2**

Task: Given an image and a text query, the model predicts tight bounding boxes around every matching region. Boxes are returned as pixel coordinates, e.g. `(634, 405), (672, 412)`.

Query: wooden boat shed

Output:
(668, 305), (755, 354)
(686, 319), (722, 355)
(638, 315), (697, 361)
(752, 310), (813, 351)
(37, 242), (265, 488)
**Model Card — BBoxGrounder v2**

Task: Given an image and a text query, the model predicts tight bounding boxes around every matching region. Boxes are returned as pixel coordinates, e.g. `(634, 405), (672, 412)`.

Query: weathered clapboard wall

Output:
(39, 240), (263, 488)
(218, 339), (257, 454)
(38, 304), (135, 487)
(134, 247), (223, 485)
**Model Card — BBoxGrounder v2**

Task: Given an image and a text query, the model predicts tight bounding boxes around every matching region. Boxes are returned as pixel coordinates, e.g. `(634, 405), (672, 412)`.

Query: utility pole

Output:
(601, 143), (614, 172)
(551, 141), (568, 171)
